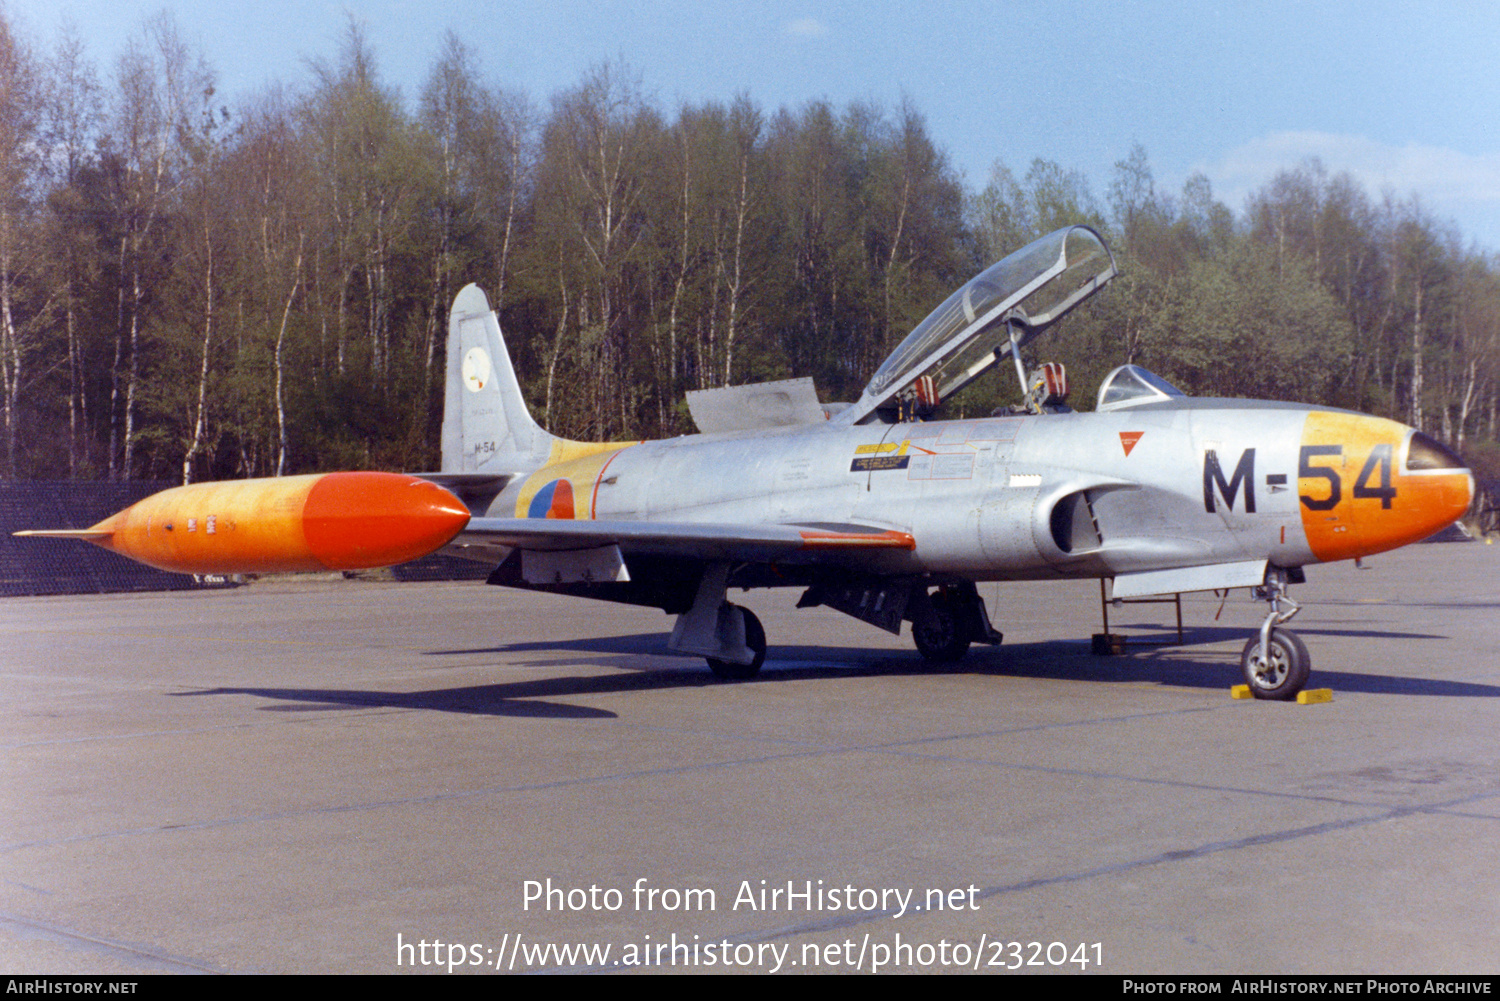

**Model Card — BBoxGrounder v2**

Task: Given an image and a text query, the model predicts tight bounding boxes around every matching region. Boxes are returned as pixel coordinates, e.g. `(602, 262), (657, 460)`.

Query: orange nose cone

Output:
(302, 472), (471, 570)
(1400, 431), (1475, 536)
(1301, 413), (1473, 563)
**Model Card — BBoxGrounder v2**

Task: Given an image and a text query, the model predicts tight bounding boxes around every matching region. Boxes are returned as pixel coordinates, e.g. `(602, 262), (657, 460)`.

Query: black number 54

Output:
(1299, 445), (1342, 511)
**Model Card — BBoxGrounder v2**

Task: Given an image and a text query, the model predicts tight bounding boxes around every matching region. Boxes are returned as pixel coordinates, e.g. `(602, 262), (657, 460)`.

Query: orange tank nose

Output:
(302, 472), (473, 570)
(1299, 412), (1473, 563)
(83, 472), (471, 574)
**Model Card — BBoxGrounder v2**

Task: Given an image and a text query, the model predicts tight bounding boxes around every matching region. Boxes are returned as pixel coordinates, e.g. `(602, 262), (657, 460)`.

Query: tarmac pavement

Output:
(1, 540), (1497, 974)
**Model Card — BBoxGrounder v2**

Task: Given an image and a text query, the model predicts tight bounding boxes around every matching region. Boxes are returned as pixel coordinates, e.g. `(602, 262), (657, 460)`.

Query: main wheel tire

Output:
(1240, 628), (1311, 700)
(707, 605), (766, 680)
(912, 594), (971, 663)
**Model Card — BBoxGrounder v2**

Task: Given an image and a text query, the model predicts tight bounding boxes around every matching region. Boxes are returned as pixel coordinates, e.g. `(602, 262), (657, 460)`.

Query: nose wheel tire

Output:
(1240, 628), (1310, 700)
(706, 605), (766, 680)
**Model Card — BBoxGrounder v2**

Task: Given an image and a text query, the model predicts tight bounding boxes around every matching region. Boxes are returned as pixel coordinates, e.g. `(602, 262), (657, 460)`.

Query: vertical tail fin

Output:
(442, 284), (555, 472)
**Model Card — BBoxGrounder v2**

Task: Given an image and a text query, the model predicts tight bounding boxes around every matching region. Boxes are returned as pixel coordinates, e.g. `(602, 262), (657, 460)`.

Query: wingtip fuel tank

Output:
(18, 472), (471, 575)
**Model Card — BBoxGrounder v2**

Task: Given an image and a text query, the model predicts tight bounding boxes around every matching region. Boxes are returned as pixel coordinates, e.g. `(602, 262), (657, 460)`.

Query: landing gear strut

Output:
(669, 563), (767, 680)
(1241, 570), (1310, 700)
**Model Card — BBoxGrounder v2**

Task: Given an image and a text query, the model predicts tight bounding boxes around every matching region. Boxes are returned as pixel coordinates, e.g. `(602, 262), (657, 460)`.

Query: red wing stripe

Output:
(798, 530), (915, 550)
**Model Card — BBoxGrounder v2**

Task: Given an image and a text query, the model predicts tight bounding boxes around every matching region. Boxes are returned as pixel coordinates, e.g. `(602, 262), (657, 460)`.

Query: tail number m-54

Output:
(1204, 444), (1398, 516)
(1298, 444), (1396, 512)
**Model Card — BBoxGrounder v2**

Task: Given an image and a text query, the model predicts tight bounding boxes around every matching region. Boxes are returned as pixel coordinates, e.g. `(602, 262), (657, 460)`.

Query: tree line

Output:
(1, 14), (1496, 484)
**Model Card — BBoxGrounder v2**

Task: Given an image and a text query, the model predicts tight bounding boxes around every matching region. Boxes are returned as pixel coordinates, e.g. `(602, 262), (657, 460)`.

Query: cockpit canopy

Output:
(1095, 364), (1186, 411)
(847, 225), (1117, 423)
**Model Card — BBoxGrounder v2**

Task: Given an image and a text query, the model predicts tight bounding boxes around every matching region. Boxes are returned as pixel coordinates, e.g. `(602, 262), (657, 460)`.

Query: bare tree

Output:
(105, 13), (210, 479)
(0, 11), (39, 476)
(537, 61), (656, 437)
(39, 26), (102, 475)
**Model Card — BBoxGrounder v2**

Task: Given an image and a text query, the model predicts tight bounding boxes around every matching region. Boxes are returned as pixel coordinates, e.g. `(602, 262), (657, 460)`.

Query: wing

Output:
(452, 517), (914, 561)
(446, 517), (915, 608)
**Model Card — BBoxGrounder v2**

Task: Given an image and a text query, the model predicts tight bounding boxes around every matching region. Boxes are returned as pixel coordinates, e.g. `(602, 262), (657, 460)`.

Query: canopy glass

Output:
(853, 226), (1117, 422)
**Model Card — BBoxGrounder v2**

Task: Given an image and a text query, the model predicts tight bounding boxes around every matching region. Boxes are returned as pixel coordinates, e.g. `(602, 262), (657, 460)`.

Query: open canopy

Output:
(846, 225), (1117, 423)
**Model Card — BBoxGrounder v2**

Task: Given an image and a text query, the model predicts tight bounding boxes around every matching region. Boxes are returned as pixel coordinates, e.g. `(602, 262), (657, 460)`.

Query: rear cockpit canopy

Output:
(1096, 364), (1186, 411)
(846, 226), (1117, 424)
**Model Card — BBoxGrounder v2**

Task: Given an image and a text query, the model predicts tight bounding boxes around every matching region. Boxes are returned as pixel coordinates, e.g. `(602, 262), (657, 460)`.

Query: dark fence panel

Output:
(0, 481), (202, 596)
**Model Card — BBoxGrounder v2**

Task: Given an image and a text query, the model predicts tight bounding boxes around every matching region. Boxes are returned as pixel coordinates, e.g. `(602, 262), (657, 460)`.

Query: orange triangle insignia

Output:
(1119, 431), (1144, 456)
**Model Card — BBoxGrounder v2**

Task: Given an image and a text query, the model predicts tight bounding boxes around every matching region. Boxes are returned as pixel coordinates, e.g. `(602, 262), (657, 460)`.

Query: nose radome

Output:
(1403, 429), (1474, 531)
(1299, 412), (1472, 563)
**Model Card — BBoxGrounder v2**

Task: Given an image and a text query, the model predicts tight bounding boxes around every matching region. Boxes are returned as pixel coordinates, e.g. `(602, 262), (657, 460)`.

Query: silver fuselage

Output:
(488, 400), (1408, 586)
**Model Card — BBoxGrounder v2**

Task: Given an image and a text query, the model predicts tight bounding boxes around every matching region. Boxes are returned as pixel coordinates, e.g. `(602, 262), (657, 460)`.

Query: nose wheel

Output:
(1241, 628), (1310, 700)
(1242, 570), (1311, 700)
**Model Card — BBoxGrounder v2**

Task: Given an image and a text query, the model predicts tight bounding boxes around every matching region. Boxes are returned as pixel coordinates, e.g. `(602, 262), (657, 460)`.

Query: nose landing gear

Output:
(1241, 570), (1310, 700)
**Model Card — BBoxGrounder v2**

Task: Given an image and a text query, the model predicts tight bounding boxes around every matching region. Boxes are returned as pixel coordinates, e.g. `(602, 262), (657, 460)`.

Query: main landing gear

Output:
(1240, 570), (1310, 700)
(911, 583), (1003, 664)
(912, 594), (970, 662)
(669, 563), (768, 680)
(706, 605), (766, 680)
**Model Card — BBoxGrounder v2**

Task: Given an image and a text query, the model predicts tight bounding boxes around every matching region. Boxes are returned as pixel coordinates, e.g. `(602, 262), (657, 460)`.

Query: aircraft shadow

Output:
(172, 685), (620, 719)
(427, 633), (680, 658)
(958, 642), (1500, 698)
(419, 630), (1500, 701)
(167, 617), (1500, 716)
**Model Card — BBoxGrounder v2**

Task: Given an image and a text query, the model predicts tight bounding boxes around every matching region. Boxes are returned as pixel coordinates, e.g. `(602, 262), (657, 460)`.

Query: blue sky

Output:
(10, 0), (1500, 250)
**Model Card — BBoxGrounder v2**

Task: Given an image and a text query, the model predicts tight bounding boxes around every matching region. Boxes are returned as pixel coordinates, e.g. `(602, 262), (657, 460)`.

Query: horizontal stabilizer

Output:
(414, 472), (518, 490)
(413, 470), (518, 514)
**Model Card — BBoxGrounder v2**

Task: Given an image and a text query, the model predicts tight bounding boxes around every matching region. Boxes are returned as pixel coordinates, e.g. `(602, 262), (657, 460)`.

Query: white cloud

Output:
(1198, 131), (1500, 246)
(784, 17), (827, 38)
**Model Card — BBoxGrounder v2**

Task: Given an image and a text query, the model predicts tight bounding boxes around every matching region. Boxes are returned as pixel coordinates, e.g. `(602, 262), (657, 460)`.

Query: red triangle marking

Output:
(1119, 431), (1144, 456)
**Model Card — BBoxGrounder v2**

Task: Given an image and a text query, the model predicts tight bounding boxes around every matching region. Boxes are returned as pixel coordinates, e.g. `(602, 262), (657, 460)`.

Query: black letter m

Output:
(1203, 448), (1256, 513)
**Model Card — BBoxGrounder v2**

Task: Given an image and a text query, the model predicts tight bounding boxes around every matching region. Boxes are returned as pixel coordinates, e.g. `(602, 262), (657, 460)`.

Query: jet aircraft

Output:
(20, 226), (1474, 699)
